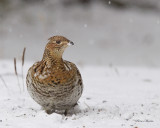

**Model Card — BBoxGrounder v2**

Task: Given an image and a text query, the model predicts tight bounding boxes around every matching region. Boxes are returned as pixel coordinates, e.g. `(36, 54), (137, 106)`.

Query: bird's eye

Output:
(56, 41), (61, 44)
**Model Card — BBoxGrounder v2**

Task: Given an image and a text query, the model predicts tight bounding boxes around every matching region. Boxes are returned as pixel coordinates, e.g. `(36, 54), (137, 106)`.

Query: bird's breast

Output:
(32, 65), (76, 86)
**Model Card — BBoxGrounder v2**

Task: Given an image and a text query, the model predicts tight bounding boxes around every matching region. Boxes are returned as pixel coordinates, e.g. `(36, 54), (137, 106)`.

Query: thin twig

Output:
(114, 67), (119, 76)
(21, 47), (26, 92)
(22, 48), (26, 67)
(84, 101), (91, 109)
(14, 58), (21, 93)
(0, 75), (8, 89)
(14, 58), (18, 76)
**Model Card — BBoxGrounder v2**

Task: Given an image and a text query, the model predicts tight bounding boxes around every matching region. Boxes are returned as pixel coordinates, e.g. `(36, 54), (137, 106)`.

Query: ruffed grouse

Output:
(26, 36), (83, 115)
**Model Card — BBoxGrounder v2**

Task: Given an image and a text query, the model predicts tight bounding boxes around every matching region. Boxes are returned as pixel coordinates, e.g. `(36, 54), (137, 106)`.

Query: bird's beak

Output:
(68, 41), (74, 46)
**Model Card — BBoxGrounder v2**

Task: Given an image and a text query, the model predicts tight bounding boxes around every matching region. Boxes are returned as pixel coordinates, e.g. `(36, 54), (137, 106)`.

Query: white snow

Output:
(38, 74), (48, 80)
(84, 24), (88, 28)
(0, 60), (160, 128)
(34, 73), (38, 77)
(108, 1), (111, 5)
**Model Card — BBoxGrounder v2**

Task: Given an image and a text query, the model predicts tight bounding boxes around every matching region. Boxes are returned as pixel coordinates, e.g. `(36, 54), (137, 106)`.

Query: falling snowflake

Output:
(108, 1), (111, 5)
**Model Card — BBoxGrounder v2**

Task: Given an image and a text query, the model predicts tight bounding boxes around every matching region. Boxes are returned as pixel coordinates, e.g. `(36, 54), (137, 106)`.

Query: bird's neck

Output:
(42, 49), (64, 68)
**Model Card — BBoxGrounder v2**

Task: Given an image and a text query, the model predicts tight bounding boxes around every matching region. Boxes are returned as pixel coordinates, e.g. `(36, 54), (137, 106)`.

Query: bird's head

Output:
(43, 36), (74, 60)
(46, 36), (74, 53)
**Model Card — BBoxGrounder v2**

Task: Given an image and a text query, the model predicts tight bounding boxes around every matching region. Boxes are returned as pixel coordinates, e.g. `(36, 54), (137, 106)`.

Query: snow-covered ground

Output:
(0, 60), (160, 128)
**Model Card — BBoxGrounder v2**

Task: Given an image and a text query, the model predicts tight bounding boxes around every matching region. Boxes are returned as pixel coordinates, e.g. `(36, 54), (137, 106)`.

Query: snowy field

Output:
(0, 60), (160, 128)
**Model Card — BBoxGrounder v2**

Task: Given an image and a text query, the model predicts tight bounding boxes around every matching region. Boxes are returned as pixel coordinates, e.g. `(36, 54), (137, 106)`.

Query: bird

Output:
(26, 36), (83, 115)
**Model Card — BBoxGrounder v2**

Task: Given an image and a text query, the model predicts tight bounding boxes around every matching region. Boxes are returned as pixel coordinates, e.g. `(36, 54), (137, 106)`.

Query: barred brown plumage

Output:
(26, 36), (83, 115)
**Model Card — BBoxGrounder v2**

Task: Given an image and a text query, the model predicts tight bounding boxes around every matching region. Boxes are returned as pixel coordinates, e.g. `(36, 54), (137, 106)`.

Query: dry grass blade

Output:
(14, 58), (17, 76)
(0, 75), (8, 89)
(21, 47), (26, 92)
(14, 58), (21, 93)
(22, 47), (26, 66)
